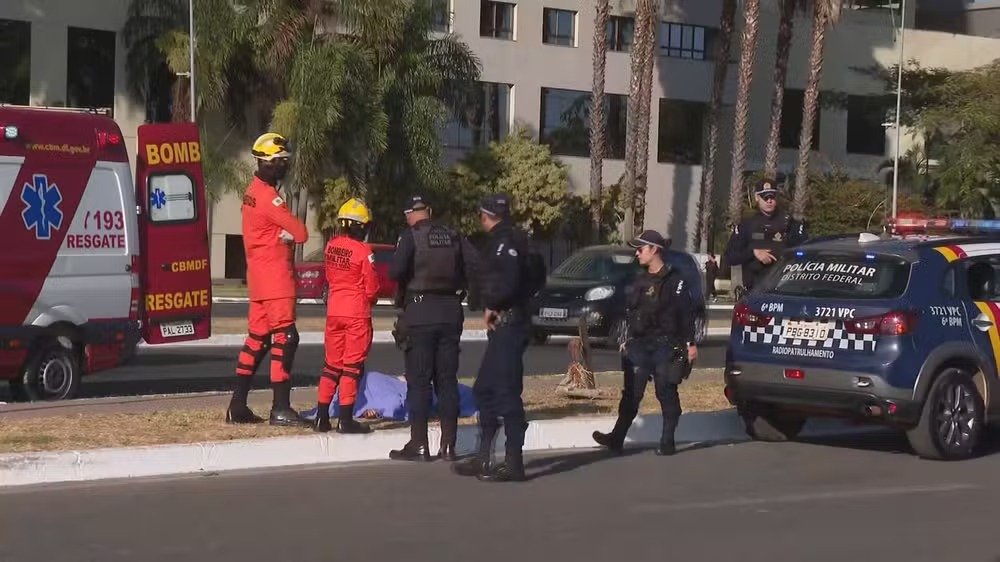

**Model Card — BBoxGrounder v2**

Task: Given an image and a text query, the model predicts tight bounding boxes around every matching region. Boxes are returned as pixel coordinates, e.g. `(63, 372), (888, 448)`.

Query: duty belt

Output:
(407, 290), (462, 303)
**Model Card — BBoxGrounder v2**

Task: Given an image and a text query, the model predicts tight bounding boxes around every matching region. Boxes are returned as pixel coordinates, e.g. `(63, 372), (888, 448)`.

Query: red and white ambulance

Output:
(0, 105), (212, 401)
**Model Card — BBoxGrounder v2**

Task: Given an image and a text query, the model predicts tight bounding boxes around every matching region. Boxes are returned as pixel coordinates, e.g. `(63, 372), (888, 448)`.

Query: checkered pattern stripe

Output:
(743, 318), (877, 352)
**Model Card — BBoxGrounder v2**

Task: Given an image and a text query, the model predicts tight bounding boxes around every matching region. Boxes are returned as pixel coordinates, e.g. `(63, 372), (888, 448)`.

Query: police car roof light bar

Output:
(948, 219), (1000, 234)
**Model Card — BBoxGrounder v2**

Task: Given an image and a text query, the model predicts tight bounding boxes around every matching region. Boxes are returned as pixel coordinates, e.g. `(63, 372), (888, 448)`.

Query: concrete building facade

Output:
(4, 0), (1000, 279)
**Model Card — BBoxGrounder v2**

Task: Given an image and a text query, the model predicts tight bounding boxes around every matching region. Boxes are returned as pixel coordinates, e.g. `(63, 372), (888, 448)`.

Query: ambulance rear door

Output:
(135, 123), (212, 344)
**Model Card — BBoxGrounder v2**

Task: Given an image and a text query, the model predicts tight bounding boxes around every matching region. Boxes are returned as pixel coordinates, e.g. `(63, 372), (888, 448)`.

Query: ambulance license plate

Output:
(539, 308), (568, 319)
(160, 321), (195, 338)
(782, 321), (830, 341)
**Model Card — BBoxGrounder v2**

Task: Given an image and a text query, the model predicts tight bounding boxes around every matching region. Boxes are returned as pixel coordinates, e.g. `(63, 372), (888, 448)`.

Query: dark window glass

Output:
(780, 89), (820, 150)
(0, 19), (31, 105)
(660, 22), (712, 60)
(67, 27), (116, 112)
(761, 252), (912, 299)
(430, 0), (451, 32)
(657, 99), (707, 164)
(441, 82), (512, 149)
(539, 87), (628, 159)
(847, 95), (888, 156)
(543, 8), (575, 46)
(481, 0), (515, 40)
(606, 16), (634, 52)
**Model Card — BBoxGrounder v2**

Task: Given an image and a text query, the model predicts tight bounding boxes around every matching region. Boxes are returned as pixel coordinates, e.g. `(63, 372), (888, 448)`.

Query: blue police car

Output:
(724, 219), (1000, 460)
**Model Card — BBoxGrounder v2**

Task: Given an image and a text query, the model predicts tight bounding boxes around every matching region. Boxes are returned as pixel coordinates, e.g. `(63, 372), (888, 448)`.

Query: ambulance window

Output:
(148, 174), (196, 223)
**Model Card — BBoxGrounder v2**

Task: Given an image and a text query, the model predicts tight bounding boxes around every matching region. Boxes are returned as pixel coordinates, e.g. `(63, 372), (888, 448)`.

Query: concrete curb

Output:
(140, 327), (733, 348)
(0, 410), (870, 488)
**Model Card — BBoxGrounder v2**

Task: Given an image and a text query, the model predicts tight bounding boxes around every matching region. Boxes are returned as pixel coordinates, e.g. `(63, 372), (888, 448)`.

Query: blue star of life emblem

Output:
(150, 188), (167, 210)
(21, 174), (64, 240)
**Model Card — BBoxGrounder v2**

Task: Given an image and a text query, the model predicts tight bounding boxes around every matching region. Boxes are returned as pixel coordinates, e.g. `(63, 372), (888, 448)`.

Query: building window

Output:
(543, 8), (576, 46)
(660, 22), (711, 60)
(0, 19), (30, 105)
(441, 82), (512, 149)
(657, 99), (707, 164)
(539, 87), (628, 159)
(847, 95), (888, 156)
(429, 0), (452, 33)
(606, 16), (634, 52)
(67, 27), (116, 111)
(481, 0), (515, 40)
(779, 89), (820, 150)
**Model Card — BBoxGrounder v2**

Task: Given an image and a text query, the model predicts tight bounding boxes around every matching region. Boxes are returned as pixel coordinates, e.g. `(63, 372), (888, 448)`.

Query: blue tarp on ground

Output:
(301, 371), (478, 421)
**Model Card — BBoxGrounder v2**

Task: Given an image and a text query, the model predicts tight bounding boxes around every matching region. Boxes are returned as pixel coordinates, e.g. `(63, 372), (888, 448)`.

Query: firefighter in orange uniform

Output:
(226, 133), (310, 427)
(313, 198), (380, 433)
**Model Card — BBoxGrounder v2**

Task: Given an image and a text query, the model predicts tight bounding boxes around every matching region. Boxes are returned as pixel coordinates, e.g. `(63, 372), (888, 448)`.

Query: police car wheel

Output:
(20, 340), (82, 402)
(906, 368), (985, 461)
(741, 407), (806, 442)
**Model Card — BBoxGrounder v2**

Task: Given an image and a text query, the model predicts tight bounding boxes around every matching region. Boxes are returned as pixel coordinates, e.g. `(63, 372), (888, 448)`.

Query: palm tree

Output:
(762, 0), (803, 180)
(695, 0), (737, 252)
(589, 0), (611, 243)
(632, 0), (659, 233)
(622, 0), (657, 241)
(791, 0), (845, 219)
(727, 0), (762, 228)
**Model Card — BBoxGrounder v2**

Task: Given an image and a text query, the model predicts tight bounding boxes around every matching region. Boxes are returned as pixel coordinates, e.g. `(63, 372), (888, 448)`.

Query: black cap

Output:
(754, 179), (779, 197)
(627, 229), (669, 249)
(403, 194), (430, 213)
(479, 192), (512, 217)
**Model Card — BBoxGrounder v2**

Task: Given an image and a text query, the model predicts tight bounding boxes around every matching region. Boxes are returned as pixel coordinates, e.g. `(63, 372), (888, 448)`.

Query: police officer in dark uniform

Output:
(593, 230), (698, 456)
(453, 193), (540, 483)
(724, 179), (808, 292)
(388, 194), (478, 462)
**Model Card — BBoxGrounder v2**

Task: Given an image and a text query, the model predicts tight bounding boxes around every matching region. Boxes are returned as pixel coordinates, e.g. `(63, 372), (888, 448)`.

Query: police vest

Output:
(408, 221), (461, 293)
(749, 213), (791, 252)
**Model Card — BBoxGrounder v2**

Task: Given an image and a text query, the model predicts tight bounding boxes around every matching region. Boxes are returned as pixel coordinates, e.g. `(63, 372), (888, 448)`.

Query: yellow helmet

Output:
(336, 198), (372, 225)
(251, 132), (292, 161)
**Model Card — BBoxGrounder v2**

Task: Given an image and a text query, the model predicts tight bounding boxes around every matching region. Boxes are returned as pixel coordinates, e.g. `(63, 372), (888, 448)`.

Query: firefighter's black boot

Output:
(452, 423), (497, 477)
(268, 380), (307, 427)
(226, 376), (263, 424)
(313, 402), (332, 433)
(337, 403), (371, 434)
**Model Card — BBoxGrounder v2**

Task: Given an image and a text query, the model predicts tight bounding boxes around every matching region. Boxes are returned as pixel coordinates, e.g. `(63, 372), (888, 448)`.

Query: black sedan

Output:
(529, 245), (707, 346)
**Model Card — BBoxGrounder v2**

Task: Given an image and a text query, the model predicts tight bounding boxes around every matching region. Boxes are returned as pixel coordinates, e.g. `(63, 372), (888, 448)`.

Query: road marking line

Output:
(631, 483), (979, 513)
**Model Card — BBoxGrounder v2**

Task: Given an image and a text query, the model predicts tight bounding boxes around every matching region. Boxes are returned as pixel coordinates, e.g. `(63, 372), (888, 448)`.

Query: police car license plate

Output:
(782, 321), (831, 341)
(539, 308), (568, 319)
(160, 321), (195, 338)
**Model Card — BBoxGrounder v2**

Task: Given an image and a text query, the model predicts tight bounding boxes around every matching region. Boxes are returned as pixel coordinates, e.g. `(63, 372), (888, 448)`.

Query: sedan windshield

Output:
(551, 251), (637, 281)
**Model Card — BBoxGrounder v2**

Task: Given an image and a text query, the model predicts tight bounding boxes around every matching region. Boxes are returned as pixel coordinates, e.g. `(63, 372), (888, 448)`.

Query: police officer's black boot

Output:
(478, 420), (528, 482)
(337, 402), (371, 434)
(389, 441), (432, 462)
(313, 402), (332, 433)
(226, 376), (263, 424)
(656, 416), (679, 456)
(268, 380), (307, 427)
(438, 426), (458, 461)
(592, 415), (630, 454)
(452, 422), (497, 477)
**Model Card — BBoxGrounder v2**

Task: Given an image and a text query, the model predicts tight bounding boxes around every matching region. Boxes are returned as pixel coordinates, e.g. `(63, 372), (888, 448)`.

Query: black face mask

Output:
(257, 159), (289, 185)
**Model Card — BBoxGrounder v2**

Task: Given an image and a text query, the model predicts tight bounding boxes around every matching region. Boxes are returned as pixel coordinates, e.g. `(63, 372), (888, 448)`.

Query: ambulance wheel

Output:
(20, 339), (81, 402)
(906, 368), (984, 461)
(741, 406), (805, 442)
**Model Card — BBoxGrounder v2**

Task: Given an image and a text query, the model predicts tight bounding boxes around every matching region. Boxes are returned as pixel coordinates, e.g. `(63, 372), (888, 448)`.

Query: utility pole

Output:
(891, 0), (906, 220)
(189, 0), (196, 122)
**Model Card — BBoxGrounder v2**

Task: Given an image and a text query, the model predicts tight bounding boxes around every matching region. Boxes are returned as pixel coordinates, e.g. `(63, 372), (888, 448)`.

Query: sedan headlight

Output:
(584, 286), (615, 301)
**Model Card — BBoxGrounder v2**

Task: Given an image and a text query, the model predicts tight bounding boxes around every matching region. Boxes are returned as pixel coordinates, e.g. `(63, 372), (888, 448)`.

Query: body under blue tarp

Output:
(301, 371), (478, 421)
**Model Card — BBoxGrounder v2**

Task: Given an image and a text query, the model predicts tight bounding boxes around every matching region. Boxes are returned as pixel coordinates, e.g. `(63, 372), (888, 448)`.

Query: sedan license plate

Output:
(160, 321), (195, 338)
(782, 321), (830, 341)
(539, 307), (568, 320)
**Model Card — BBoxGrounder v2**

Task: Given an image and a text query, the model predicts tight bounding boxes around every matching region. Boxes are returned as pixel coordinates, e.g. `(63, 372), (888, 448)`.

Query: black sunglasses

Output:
(759, 193), (777, 202)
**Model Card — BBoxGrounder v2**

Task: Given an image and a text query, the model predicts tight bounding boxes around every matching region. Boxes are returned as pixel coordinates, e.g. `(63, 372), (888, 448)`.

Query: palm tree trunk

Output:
(623, 0), (655, 242)
(727, 0), (762, 228)
(589, 0), (611, 244)
(792, 2), (829, 220)
(695, 0), (736, 253)
(633, 2), (658, 233)
(763, 0), (797, 180)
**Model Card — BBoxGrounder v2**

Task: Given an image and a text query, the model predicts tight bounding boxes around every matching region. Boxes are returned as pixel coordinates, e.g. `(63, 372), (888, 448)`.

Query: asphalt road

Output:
(4, 432), (1000, 561)
(65, 339), (729, 399)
